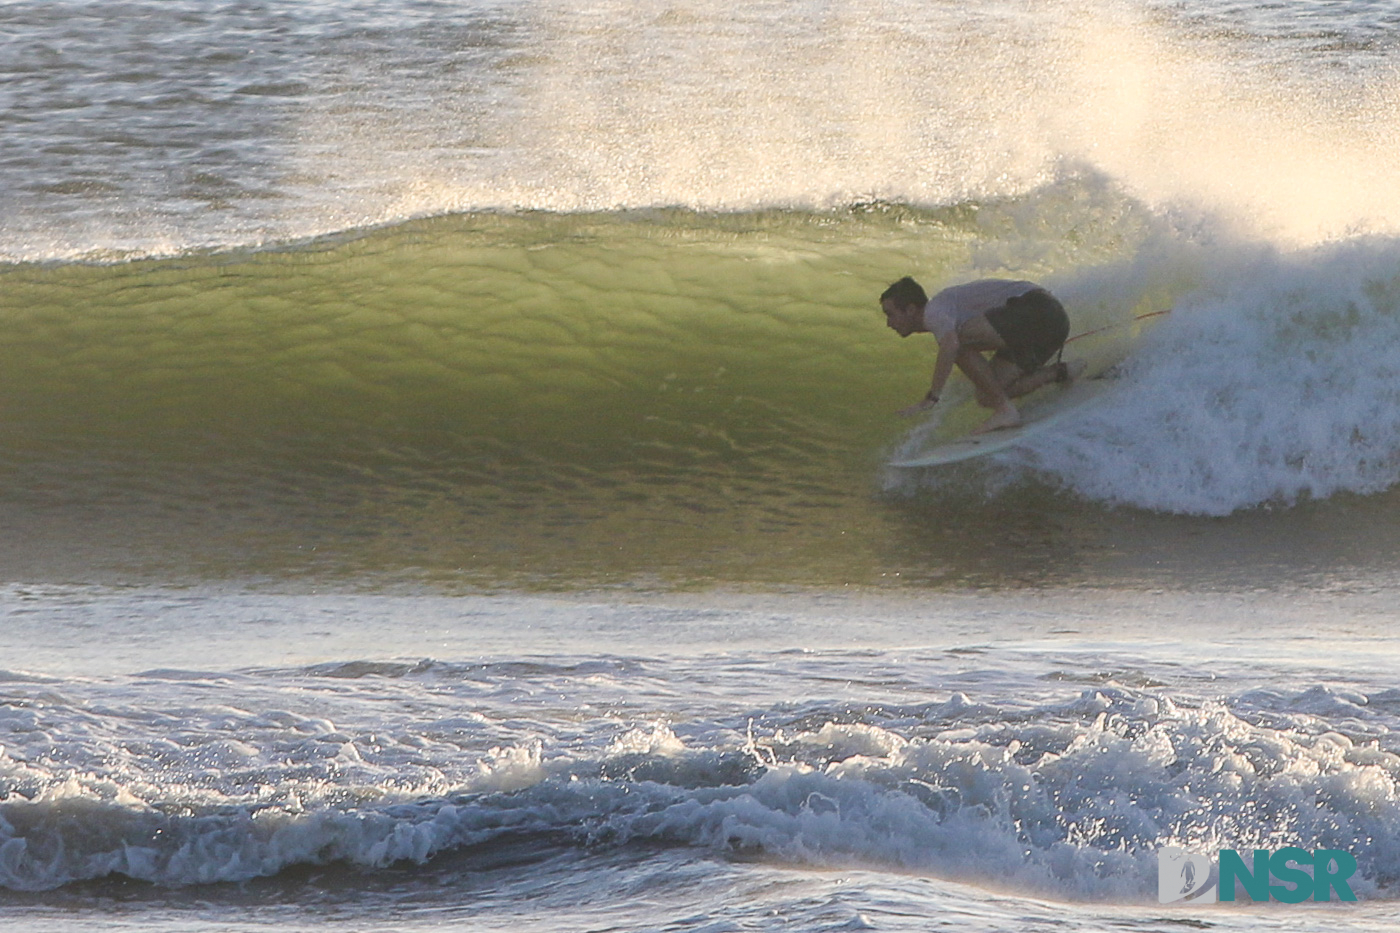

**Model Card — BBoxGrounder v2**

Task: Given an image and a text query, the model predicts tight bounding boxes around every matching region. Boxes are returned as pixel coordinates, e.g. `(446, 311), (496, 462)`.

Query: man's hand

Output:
(897, 396), (938, 417)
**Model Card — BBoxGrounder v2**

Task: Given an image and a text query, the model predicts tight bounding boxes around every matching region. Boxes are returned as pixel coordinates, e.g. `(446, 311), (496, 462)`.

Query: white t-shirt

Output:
(922, 279), (1039, 341)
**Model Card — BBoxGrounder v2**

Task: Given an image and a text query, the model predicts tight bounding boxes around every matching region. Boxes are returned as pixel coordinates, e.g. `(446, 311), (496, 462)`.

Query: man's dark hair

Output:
(880, 276), (927, 309)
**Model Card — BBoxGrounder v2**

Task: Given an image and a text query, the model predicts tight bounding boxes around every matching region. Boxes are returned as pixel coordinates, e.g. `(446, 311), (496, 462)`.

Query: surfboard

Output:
(888, 376), (1115, 468)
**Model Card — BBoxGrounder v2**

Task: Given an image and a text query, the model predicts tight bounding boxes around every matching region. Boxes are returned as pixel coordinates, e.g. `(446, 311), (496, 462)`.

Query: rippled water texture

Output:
(8, 2), (1400, 931)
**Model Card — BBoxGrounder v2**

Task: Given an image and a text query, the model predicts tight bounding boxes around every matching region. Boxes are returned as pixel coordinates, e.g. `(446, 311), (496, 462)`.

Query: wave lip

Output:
(13, 0), (1400, 261)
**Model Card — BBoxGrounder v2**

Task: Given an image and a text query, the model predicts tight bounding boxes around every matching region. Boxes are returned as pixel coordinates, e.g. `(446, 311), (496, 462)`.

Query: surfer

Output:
(880, 276), (1079, 434)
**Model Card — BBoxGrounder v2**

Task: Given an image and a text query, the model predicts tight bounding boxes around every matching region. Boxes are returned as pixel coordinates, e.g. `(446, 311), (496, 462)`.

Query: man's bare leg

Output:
(1004, 359), (1085, 399)
(951, 315), (1081, 434)
(955, 349), (1021, 434)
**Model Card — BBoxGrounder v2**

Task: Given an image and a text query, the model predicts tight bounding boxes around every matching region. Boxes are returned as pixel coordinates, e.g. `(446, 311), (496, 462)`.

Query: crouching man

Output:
(880, 276), (1079, 434)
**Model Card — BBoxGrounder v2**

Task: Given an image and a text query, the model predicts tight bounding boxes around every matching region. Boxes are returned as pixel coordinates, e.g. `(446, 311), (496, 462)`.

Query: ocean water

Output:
(6, 0), (1400, 929)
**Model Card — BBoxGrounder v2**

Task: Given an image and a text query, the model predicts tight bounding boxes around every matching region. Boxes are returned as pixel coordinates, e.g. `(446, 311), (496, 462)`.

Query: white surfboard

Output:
(888, 377), (1115, 468)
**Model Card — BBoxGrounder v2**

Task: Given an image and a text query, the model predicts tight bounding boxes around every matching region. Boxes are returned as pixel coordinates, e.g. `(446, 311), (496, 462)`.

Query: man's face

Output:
(881, 298), (921, 337)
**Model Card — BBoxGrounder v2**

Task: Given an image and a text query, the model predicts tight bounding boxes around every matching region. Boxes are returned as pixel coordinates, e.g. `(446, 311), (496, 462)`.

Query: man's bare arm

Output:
(897, 331), (959, 416)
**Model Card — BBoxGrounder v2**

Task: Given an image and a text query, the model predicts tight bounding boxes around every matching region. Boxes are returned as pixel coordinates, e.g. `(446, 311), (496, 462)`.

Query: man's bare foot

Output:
(1056, 359), (1087, 384)
(972, 405), (1022, 435)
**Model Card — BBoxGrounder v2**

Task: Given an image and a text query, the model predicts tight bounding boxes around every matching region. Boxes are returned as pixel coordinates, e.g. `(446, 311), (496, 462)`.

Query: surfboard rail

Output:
(887, 377), (1116, 467)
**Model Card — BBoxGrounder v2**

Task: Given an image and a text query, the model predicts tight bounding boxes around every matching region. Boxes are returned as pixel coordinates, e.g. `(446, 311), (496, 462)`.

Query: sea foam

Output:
(4, 668), (1400, 901)
(1026, 238), (1400, 514)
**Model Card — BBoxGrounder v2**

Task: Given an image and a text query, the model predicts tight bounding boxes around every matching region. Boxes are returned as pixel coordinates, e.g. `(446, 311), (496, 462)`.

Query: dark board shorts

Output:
(985, 289), (1069, 374)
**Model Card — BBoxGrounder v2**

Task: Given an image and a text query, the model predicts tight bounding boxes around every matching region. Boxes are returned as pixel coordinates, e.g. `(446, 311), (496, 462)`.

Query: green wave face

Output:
(0, 191), (1176, 587)
(6, 209), (949, 448)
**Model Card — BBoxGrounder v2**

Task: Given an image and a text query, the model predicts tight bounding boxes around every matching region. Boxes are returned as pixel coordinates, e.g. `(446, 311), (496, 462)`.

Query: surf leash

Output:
(1064, 308), (1171, 346)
